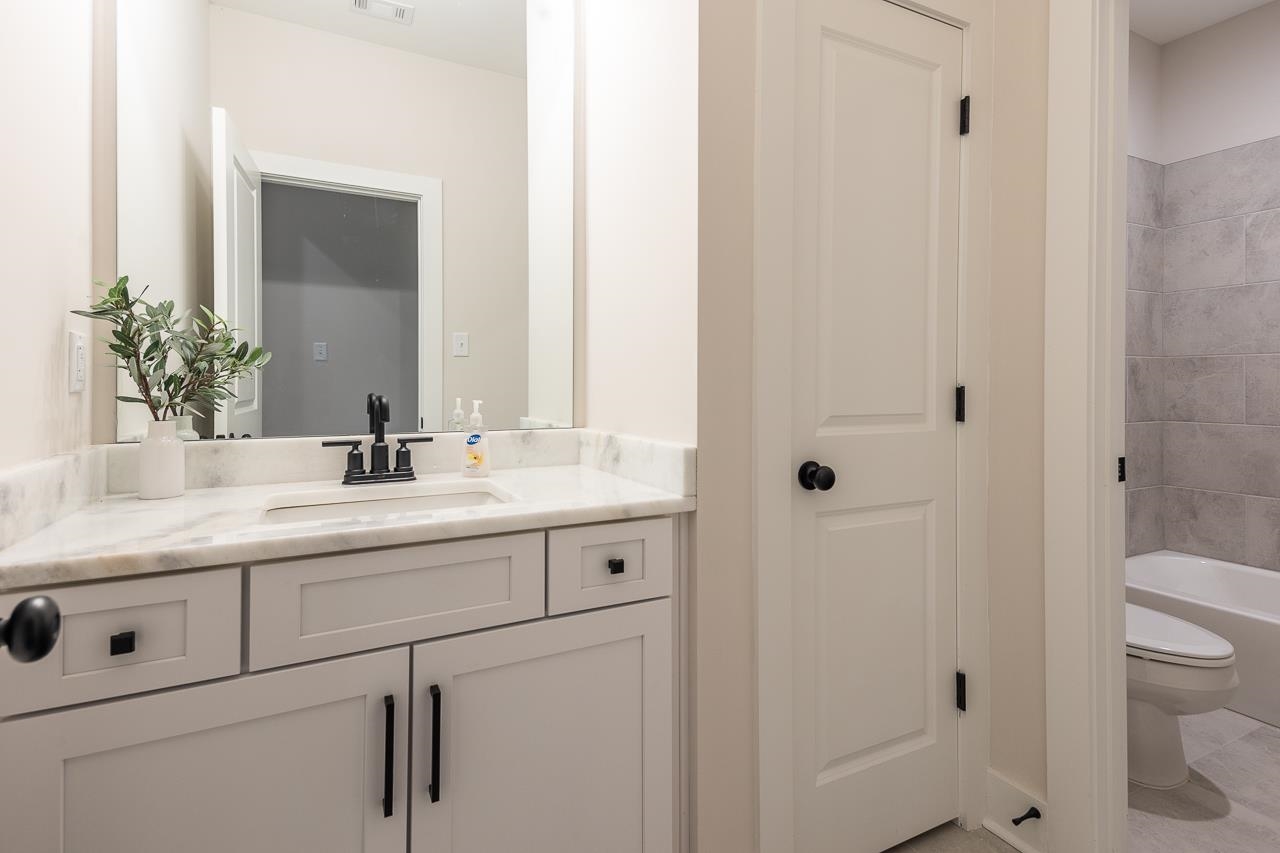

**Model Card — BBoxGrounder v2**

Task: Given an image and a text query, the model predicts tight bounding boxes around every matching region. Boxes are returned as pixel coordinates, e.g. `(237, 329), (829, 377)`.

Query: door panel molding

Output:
(754, 0), (995, 849)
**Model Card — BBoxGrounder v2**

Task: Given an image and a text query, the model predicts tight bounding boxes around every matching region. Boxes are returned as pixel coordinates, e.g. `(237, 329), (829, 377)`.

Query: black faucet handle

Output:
(322, 439), (365, 476)
(394, 436), (434, 473)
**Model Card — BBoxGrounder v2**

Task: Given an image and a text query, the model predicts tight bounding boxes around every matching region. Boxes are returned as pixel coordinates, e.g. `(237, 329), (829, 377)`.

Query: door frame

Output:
(250, 151), (446, 432)
(1042, 0), (1129, 851)
(753, 0), (994, 848)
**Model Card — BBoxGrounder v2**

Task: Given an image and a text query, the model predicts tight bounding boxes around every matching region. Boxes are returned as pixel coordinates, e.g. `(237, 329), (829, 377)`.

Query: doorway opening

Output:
(259, 183), (419, 437)
(217, 143), (444, 438)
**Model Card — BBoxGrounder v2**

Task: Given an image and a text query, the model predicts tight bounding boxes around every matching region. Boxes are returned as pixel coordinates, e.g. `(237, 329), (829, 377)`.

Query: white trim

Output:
(1042, 0), (1129, 851)
(983, 768), (1048, 853)
(753, 0), (994, 847)
(251, 151), (445, 432)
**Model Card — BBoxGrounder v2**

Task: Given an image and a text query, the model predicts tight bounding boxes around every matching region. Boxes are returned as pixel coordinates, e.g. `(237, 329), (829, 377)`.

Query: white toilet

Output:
(1126, 603), (1239, 788)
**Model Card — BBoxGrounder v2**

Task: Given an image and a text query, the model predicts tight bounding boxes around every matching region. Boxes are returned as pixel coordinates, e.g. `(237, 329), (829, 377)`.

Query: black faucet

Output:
(322, 394), (433, 485)
(367, 394), (391, 474)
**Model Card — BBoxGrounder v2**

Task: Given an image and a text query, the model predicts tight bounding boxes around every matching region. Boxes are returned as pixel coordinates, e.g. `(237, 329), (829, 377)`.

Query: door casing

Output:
(247, 151), (445, 433)
(1043, 0), (1129, 851)
(753, 0), (994, 848)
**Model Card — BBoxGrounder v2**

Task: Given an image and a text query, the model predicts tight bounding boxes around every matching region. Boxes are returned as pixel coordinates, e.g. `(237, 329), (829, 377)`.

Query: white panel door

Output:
(789, 1), (964, 850)
(212, 107), (263, 438)
(412, 599), (673, 853)
(0, 648), (409, 853)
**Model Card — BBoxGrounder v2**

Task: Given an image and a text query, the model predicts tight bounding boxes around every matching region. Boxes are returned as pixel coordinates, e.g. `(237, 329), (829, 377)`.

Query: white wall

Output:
(694, 0), (756, 846)
(525, 0), (576, 428)
(988, 0), (1051, 800)
(0, 0), (94, 471)
(1128, 32), (1162, 163)
(1161, 0), (1280, 163)
(115, 0), (212, 440)
(582, 0), (698, 445)
(1129, 0), (1280, 164)
(209, 7), (532, 430)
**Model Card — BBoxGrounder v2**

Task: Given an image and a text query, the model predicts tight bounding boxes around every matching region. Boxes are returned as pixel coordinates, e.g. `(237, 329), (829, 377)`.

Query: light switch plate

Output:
(67, 330), (87, 392)
(313, 342), (329, 362)
(452, 332), (470, 357)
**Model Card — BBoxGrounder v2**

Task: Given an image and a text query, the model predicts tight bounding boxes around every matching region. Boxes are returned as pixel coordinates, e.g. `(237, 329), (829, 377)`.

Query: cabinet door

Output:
(412, 599), (673, 853)
(0, 647), (409, 853)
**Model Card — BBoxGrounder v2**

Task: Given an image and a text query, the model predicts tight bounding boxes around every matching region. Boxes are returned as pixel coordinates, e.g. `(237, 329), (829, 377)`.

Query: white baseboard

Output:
(982, 768), (1047, 853)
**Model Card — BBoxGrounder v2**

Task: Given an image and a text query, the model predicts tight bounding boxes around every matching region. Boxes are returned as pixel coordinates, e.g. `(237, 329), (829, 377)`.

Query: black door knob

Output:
(0, 596), (61, 663)
(798, 461), (836, 491)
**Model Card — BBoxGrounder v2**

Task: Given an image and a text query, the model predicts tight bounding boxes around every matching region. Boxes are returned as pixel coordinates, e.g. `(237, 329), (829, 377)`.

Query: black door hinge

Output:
(955, 385), (966, 423)
(960, 96), (971, 136)
(956, 671), (967, 712)
(1118, 456), (1127, 483)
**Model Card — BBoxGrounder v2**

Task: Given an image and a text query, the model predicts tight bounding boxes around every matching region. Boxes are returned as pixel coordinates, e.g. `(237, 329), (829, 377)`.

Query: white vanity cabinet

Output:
(0, 647), (410, 853)
(411, 598), (672, 853)
(0, 517), (680, 853)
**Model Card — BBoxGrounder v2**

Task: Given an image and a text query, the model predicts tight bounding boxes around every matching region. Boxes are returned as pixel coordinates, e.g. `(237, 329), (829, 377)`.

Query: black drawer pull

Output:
(109, 630), (136, 656)
(383, 694), (395, 818)
(428, 684), (442, 803)
(608, 558), (625, 575)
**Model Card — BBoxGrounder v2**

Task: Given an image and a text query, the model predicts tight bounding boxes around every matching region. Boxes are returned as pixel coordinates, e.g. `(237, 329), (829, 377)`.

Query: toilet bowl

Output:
(1126, 603), (1239, 788)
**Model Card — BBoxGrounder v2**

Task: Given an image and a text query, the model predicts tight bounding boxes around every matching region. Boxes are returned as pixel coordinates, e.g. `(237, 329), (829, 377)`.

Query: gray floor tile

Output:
(1129, 716), (1280, 852)
(1181, 709), (1265, 764)
(1129, 771), (1280, 853)
(1191, 726), (1280, 826)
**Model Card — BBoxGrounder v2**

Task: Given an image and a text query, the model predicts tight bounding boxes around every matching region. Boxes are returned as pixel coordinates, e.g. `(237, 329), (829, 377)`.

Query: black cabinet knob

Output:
(608, 558), (626, 575)
(0, 596), (61, 663)
(797, 461), (836, 491)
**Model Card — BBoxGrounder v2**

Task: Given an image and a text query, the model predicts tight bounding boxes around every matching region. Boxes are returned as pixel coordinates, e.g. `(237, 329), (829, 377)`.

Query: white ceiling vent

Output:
(350, 0), (416, 26)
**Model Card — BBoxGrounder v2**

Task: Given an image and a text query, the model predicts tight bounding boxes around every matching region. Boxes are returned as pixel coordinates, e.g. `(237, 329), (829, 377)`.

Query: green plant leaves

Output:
(72, 276), (272, 421)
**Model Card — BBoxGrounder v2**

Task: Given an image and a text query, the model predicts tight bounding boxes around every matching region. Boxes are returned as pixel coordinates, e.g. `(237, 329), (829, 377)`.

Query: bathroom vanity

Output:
(0, 432), (693, 853)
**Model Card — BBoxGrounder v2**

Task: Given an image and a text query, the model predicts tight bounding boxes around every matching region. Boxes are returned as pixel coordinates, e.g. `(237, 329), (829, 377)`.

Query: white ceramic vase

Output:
(139, 420), (185, 500)
(172, 414), (200, 441)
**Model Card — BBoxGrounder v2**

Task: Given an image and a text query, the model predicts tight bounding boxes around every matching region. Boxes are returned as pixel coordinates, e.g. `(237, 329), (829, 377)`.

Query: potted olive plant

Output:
(74, 276), (271, 499)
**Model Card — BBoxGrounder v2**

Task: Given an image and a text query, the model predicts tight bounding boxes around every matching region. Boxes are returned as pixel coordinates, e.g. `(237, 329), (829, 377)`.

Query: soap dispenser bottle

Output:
(448, 397), (466, 431)
(462, 400), (490, 477)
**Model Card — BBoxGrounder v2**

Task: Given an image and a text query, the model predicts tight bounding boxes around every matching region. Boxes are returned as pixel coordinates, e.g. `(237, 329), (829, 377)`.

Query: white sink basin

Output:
(261, 480), (513, 524)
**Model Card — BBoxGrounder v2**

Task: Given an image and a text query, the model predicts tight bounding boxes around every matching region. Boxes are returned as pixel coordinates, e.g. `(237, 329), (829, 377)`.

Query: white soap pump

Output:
(462, 400), (490, 477)
(448, 397), (466, 432)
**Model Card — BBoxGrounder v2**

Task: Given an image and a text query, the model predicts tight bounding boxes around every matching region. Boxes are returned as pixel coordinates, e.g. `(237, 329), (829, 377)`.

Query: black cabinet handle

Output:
(797, 460), (836, 491)
(428, 684), (442, 803)
(109, 630), (136, 656)
(608, 558), (625, 575)
(382, 694), (395, 818)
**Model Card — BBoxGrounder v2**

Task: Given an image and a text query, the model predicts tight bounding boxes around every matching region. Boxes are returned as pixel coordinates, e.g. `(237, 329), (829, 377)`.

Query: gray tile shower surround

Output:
(1126, 138), (1280, 569)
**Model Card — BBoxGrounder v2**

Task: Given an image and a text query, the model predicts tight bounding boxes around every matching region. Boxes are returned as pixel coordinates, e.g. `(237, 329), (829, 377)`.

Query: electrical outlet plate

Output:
(313, 342), (329, 362)
(67, 330), (87, 393)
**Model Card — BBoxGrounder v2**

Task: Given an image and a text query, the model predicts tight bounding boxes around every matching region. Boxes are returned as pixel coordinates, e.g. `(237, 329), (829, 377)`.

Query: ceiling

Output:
(1130, 0), (1277, 44)
(211, 0), (527, 77)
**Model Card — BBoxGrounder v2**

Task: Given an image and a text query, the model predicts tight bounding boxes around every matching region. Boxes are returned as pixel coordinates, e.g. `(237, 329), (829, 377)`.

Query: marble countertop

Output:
(0, 465), (695, 592)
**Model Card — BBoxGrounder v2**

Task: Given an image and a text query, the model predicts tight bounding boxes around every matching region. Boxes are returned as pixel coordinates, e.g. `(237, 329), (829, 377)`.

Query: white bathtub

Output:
(1127, 550), (1280, 727)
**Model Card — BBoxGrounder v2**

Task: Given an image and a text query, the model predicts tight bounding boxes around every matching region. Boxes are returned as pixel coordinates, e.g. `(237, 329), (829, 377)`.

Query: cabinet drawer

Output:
(248, 532), (545, 670)
(0, 569), (241, 717)
(547, 518), (674, 615)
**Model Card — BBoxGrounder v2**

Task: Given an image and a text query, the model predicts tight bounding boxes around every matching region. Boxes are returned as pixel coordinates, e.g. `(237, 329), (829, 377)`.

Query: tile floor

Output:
(1129, 708), (1280, 852)
(887, 822), (1017, 852)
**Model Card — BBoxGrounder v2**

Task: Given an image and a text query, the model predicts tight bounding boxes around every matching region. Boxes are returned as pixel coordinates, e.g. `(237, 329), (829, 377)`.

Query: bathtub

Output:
(1127, 550), (1280, 727)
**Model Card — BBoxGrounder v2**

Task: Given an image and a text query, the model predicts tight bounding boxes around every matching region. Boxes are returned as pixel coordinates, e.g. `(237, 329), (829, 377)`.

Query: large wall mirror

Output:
(112, 0), (576, 440)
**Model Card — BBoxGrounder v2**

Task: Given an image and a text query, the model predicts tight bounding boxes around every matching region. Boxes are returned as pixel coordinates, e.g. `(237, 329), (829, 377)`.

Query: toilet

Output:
(1126, 603), (1240, 788)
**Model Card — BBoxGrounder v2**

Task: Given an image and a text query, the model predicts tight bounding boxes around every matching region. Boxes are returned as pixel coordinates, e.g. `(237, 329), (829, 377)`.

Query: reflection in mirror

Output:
(114, 0), (575, 440)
